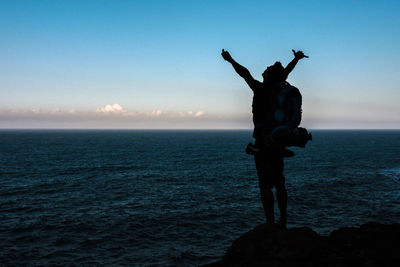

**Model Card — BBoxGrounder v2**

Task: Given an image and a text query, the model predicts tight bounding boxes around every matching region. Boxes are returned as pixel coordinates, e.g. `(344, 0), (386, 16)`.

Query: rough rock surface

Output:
(203, 222), (400, 267)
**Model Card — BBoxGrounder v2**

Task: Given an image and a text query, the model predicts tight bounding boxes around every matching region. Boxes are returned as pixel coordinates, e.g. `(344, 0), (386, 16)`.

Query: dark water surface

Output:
(1, 130), (399, 266)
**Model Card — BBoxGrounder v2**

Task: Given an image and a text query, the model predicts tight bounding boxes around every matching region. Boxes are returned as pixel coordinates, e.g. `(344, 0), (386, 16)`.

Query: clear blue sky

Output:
(1, 0), (399, 128)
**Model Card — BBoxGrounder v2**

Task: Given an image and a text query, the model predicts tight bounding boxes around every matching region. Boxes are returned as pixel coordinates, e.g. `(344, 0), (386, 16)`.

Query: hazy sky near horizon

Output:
(1, 0), (400, 129)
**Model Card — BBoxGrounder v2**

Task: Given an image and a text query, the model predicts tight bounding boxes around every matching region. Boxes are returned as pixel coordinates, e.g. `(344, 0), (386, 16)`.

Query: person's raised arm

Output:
(283, 49), (308, 79)
(221, 49), (259, 89)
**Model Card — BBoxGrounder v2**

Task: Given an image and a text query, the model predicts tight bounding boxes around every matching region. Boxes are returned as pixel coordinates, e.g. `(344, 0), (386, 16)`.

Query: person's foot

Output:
(266, 221), (275, 227)
(245, 142), (259, 155)
(266, 213), (275, 226)
(278, 218), (287, 229)
(281, 147), (294, 157)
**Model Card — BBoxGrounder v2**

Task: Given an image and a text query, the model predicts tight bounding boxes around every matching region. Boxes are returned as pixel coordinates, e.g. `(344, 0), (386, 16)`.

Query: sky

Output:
(1, 0), (399, 129)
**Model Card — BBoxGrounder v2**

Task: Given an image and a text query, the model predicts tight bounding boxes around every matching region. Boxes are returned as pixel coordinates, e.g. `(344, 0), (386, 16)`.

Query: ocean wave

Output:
(380, 168), (400, 183)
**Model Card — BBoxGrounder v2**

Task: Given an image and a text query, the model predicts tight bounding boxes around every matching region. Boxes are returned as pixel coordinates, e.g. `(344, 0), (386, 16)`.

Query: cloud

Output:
(147, 109), (205, 118)
(150, 109), (164, 116)
(178, 111), (205, 117)
(0, 106), (207, 121)
(96, 103), (126, 113)
(51, 108), (62, 113)
(195, 111), (205, 117)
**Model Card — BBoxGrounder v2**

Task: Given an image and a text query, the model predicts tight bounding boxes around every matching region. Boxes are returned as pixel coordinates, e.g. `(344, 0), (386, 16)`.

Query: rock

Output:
(203, 222), (400, 267)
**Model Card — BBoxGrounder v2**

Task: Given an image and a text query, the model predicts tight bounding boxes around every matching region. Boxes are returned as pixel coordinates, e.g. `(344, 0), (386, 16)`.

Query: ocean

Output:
(1, 130), (399, 266)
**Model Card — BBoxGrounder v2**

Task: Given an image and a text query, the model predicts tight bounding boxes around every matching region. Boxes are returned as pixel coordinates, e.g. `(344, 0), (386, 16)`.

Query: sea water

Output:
(1, 130), (399, 266)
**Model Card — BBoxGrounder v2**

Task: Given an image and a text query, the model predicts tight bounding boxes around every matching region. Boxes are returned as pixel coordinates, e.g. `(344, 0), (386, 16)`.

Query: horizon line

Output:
(1, 128), (400, 131)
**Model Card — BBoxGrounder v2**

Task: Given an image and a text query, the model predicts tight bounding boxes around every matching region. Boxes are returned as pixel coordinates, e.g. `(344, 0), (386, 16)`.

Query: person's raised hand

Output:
(221, 49), (233, 62)
(292, 49), (309, 59)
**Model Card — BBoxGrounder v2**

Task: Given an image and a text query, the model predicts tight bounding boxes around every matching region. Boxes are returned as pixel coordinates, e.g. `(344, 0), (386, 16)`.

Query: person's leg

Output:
(255, 151), (275, 224)
(259, 182), (274, 224)
(276, 184), (287, 228)
(274, 156), (287, 228)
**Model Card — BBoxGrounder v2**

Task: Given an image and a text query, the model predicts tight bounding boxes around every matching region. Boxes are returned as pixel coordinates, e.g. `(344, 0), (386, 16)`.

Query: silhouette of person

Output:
(222, 49), (308, 228)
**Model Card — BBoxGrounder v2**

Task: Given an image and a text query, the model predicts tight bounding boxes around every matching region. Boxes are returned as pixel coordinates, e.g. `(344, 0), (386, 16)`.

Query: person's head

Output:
(262, 61), (285, 84)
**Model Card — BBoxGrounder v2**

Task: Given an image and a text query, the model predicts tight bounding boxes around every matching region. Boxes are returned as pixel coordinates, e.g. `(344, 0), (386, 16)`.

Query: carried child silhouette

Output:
(222, 49), (311, 228)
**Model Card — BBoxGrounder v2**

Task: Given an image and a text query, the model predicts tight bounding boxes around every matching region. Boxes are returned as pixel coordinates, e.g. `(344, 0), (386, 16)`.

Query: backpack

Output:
(273, 82), (302, 128)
